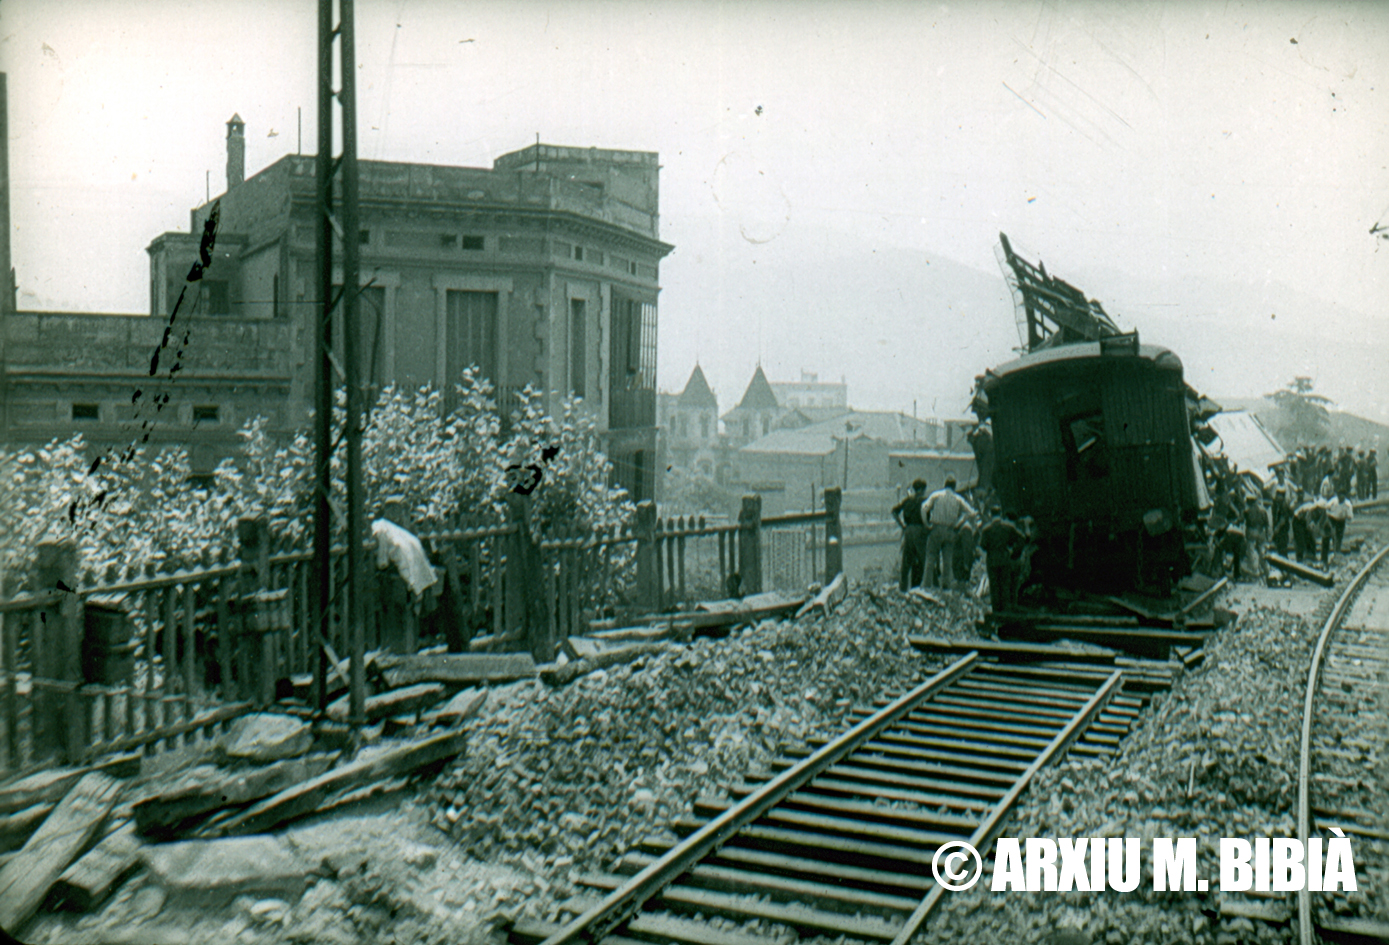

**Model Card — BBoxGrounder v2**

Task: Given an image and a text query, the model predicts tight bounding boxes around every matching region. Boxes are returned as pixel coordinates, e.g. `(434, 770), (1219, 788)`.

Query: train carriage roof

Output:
(982, 341), (1182, 392)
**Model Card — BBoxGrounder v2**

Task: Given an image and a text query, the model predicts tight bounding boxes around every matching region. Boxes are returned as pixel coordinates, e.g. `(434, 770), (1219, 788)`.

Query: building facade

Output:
(3, 119), (674, 501)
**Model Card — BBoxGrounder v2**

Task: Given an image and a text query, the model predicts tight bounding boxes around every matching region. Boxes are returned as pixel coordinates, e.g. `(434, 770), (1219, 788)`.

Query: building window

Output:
(440, 234), (458, 249)
(331, 284), (389, 396)
(201, 280), (230, 314)
(700, 415), (709, 438)
(630, 261), (638, 276)
(446, 289), (500, 392)
(359, 229), (371, 244)
(573, 245), (584, 262)
(272, 273), (281, 319)
(678, 415), (688, 438)
(569, 298), (587, 399)
(462, 235), (485, 251)
(192, 405), (220, 423)
(72, 403), (99, 421)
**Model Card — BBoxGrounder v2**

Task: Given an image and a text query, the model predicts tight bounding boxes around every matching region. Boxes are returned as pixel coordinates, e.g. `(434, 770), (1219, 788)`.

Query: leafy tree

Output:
(2, 371), (632, 594)
(1267, 376), (1333, 447)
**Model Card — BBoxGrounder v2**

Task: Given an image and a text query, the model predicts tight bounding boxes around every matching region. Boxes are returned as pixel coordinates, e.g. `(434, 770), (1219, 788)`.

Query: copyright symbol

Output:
(932, 840), (983, 891)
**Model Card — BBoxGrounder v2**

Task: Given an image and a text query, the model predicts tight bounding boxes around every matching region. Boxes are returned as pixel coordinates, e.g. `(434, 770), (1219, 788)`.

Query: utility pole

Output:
(314, 0), (365, 726)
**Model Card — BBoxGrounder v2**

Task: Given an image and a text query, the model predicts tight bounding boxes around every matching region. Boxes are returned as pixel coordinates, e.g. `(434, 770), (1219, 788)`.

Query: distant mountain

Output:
(659, 216), (1022, 419)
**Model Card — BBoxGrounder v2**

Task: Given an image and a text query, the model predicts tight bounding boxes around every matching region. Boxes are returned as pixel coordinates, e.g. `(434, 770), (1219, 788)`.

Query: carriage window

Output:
(1063, 411), (1110, 480)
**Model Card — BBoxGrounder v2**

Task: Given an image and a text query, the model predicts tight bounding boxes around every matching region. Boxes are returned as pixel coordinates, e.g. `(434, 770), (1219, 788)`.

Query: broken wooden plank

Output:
(326, 682), (446, 723)
(587, 623), (681, 643)
(0, 771), (123, 933)
(796, 572), (845, 620)
(51, 820), (141, 912)
(206, 729), (469, 837)
(909, 635), (1118, 664)
(422, 687), (488, 728)
(375, 652), (537, 689)
(131, 753), (338, 836)
(1178, 576), (1228, 617)
(540, 642), (674, 687)
(0, 801), (55, 853)
(0, 753), (140, 816)
(1265, 553), (1335, 587)
(999, 622), (1212, 659)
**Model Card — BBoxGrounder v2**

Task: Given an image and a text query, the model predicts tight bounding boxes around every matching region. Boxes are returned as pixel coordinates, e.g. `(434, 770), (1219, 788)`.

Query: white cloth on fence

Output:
(372, 519), (439, 597)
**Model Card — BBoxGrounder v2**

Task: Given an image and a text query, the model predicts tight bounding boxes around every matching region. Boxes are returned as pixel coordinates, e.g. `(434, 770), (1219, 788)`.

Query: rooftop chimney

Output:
(226, 113), (245, 190)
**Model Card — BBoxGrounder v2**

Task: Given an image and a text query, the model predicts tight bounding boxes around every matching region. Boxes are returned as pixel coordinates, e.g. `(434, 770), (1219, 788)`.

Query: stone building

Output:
(656, 364), (721, 479)
(3, 113), (674, 500)
(720, 365), (781, 447)
(769, 371), (846, 411)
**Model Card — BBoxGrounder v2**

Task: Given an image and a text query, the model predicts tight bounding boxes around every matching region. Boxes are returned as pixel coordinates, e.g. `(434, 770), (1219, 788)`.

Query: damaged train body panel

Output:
(974, 233), (1221, 597)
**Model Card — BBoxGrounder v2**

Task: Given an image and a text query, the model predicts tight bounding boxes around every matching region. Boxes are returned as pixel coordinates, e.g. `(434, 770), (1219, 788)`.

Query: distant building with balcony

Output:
(3, 115), (673, 500)
(769, 371), (847, 411)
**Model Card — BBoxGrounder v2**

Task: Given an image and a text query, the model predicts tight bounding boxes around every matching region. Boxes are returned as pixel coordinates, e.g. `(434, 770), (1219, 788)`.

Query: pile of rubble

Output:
(425, 585), (973, 909)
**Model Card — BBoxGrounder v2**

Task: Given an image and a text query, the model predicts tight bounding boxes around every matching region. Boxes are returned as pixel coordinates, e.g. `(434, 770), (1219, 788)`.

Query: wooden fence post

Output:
(34, 541), (86, 763)
(236, 517), (274, 708)
(738, 495), (763, 596)
(506, 494), (551, 663)
(823, 487), (843, 583)
(634, 500), (658, 612)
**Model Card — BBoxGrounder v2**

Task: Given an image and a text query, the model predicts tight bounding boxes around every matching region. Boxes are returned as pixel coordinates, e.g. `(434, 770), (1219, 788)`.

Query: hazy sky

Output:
(2, 1), (1386, 422)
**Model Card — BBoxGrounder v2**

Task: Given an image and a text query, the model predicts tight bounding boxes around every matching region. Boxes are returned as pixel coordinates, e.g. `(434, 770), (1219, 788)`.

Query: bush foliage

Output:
(0, 373), (632, 595)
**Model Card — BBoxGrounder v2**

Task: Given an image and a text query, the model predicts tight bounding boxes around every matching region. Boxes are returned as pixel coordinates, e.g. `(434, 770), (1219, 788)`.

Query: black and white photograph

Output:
(0, 1), (1385, 943)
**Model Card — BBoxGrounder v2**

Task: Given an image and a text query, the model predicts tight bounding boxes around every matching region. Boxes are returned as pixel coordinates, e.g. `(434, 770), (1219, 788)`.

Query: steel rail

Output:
(889, 668), (1124, 945)
(1296, 541), (1389, 945)
(536, 651), (981, 945)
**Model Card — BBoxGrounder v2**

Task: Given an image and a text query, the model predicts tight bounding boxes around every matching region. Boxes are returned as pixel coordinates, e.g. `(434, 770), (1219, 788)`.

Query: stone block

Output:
(141, 835), (309, 906)
(219, 713), (312, 763)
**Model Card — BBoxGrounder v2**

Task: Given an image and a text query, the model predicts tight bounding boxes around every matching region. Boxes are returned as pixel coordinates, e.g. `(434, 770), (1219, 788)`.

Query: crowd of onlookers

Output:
(1208, 445), (1378, 582)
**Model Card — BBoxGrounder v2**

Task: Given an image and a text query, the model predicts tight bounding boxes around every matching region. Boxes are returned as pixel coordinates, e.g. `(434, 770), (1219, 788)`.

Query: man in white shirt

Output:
(920, 476), (977, 590)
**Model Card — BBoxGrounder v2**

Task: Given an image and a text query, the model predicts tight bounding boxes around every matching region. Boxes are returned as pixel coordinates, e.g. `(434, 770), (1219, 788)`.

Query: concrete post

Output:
(34, 541), (86, 762)
(236, 516), (274, 707)
(738, 495), (763, 595)
(635, 500), (658, 612)
(823, 487), (843, 583)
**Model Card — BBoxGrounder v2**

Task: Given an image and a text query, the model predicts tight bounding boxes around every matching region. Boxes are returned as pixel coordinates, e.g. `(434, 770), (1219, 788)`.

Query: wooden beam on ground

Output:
(1178, 577), (1228, 617)
(0, 753), (140, 816)
(1265, 553), (1335, 587)
(205, 730), (468, 837)
(51, 820), (141, 912)
(0, 802), (55, 853)
(375, 652), (537, 689)
(796, 572), (845, 620)
(999, 623), (1211, 660)
(0, 771), (122, 933)
(909, 635), (1119, 664)
(327, 682), (446, 723)
(540, 643), (674, 687)
(131, 753), (338, 836)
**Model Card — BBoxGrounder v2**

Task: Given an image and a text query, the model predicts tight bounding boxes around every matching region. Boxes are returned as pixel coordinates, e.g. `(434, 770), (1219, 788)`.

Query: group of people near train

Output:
(1200, 444), (1376, 581)
(891, 476), (1033, 613)
(1285, 444), (1378, 501)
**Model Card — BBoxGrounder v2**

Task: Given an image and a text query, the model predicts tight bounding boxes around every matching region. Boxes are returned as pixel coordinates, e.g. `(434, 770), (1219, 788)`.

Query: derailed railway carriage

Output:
(983, 339), (1205, 595)
(977, 233), (1211, 597)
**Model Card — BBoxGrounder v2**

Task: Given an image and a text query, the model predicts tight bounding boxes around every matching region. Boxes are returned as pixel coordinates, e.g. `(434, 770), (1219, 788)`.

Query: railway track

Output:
(511, 652), (1155, 945)
(1296, 541), (1389, 944)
